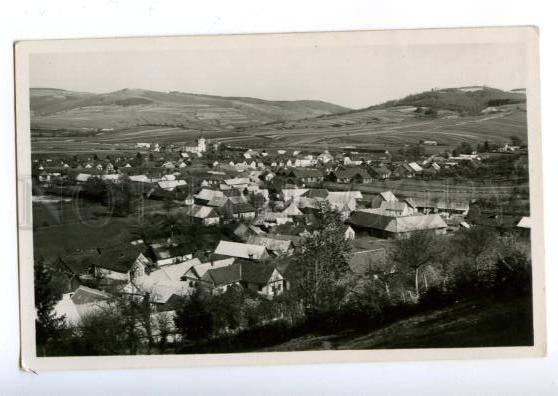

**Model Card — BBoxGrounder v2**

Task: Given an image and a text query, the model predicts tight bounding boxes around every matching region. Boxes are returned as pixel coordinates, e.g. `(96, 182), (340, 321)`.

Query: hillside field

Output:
(259, 296), (533, 351)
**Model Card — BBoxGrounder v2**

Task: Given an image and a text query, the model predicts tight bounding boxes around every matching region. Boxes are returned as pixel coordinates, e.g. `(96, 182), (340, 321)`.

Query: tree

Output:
(174, 286), (214, 341)
(391, 231), (439, 299)
(289, 205), (352, 315)
(34, 257), (67, 356)
(453, 226), (497, 277)
(81, 177), (107, 202)
(510, 135), (523, 147)
(108, 179), (134, 217)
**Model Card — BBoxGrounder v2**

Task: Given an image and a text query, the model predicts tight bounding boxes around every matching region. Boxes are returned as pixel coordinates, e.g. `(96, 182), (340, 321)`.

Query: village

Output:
(31, 133), (531, 351)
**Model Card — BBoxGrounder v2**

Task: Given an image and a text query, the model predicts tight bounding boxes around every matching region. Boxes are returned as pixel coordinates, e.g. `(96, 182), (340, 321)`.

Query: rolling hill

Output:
(30, 86), (529, 153)
(373, 86), (526, 114)
(238, 86), (528, 149)
(30, 88), (349, 133)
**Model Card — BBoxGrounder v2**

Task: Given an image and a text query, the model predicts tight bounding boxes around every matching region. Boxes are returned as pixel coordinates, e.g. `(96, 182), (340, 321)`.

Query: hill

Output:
(30, 88), (349, 133)
(233, 86), (527, 149)
(373, 86), (526, 114)
(259, 296), (533, 352)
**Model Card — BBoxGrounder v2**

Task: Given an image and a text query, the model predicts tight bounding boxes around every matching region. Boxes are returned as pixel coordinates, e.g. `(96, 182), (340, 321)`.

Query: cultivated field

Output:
(241, 106), (528, 150)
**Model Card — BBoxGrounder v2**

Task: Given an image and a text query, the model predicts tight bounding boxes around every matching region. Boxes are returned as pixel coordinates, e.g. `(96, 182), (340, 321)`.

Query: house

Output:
(220, 201), (257, 221)
(201, 261), (285, 297)
(317, 151), (334, 164)
(182, 257), (236, 286)
(517, 216), (531, 229)
(326, 191), (361, 213)
(246, 235), (295, 256)
(344, 225), (356, 240)
(93, 245), (152, 282)
(146, 258), (202, 284)
(412, 197), (470, 217)
(369, 191), (399, 208)
(369, 200), (416, 217)
(131, 257), (202, 304)
(301, 188), (329, 199)
(348, 211), (447, 238)
(53, 286), (112, 325)
(395, 162), (423, 178)
(331, 168), (372, 184)
(157, 179), (187, 192)
(149, 240), (192, 267)
(129, 174), (150, 183)
(281, 188), (309, 204)
(284, 169), (324, 184)
(194, 189), (225, 205)
(252, 212), (293, 227)
(369, 166), (391, 180)
(293, 158), (314, 168)
(76, 173), (95, 183)
(184, 204), (220, 226)
(282, 201), (304, 217)
(213, 240), (270, 260)
(233, 223), (266, 241)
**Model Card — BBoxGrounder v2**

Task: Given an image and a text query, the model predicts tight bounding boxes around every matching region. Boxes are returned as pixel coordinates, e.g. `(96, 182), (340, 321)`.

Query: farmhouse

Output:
(201, 261), (285, 297)
(369, 191), (398, 208)
(348, 211), (448, 238)
(213, 240), (270, 261)
(246, 235), (295, 256)
(284, 168), (325, 184)
(53, 286), (112, 325)
(413, 197), (470, 217)
(330, 168), (373, 184)
(92, 245), (152, 283)
(369, 166), (391, 180)
(184, 204), (220, 226)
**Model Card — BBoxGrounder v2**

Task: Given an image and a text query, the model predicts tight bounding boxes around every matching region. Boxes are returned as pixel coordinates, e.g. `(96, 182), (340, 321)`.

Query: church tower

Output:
(197, 136), (207, 153)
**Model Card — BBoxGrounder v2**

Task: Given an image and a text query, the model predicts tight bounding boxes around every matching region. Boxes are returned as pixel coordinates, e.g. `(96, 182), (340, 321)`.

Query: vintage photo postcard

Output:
(15, 26), (545, 372)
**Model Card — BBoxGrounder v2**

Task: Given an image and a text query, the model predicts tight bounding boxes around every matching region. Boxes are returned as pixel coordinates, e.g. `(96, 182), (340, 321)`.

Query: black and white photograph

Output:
(15, 27), (545, 371)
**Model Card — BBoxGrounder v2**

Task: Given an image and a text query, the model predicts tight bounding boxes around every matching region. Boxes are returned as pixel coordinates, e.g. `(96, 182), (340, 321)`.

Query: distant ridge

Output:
(370, 86), (526, 115)
(30, 87), (350, 132)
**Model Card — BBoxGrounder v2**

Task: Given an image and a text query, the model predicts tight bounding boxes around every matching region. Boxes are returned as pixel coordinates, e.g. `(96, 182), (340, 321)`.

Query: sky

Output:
(30, 41), (526, 109)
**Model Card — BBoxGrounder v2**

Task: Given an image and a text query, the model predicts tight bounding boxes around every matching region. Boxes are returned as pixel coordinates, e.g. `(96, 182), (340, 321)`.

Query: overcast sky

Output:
(30, 42), (526, 109)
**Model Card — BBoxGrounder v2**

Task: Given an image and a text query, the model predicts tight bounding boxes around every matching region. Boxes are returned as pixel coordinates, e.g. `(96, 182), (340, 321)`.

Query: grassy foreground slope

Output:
(260, 296), (533, 351)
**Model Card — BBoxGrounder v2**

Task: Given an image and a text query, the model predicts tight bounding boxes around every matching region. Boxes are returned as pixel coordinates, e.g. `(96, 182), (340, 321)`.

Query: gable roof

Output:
(240, 261), (278, 285)
(412, 197), (469, 211)
(204, 261), (278, 287)
(246, 236), (293, 254)
(148, 258), (201, 283)
(379, 191), (398, 202)
(517, 216), (531, 229)
(71, 285), (111, 305)
(185, 257), (236, 280)
(333, 168), (372, 180)
(203, 263), (242, 286)
(349, 211), (447, 233)
(195, 189), (224, 202)
(213, 241), (269, 260)
(282, 202), (303, 216)
(96, 245), (145, 273)
(185, 204), (219, 219)
(302, 188), (329, 199)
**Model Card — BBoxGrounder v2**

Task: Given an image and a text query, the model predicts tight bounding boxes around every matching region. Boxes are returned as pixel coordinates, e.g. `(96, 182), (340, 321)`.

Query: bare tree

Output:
(391, 231), (439, 299)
